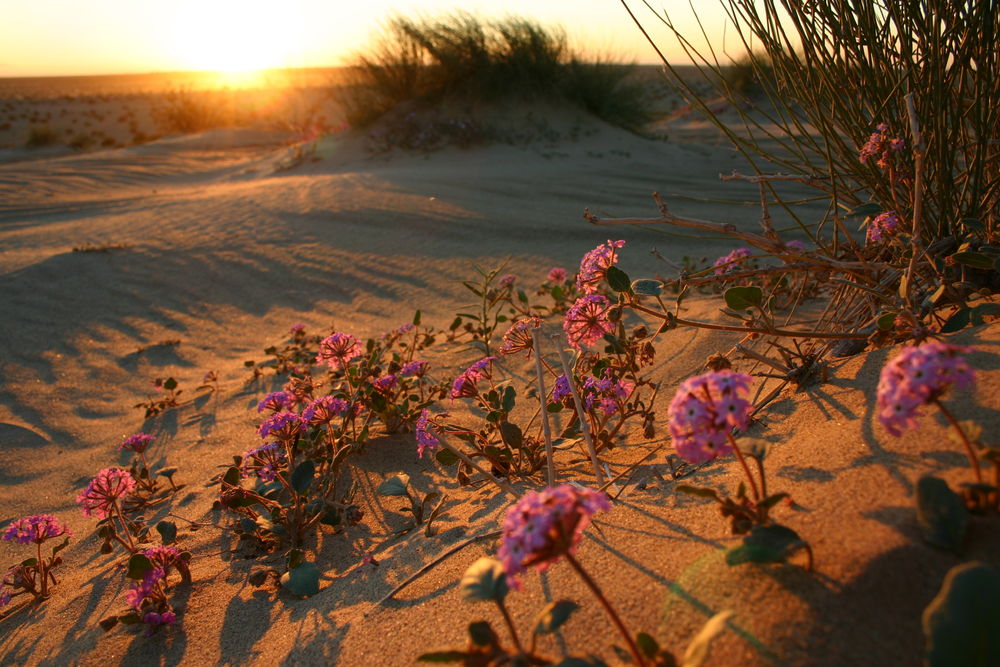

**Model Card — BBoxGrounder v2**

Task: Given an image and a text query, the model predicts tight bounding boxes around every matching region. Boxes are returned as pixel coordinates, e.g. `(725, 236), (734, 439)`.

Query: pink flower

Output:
(415, 409), (440, 458)
(450, 357), (498, 399)
(77, 468), (137, 519)
(667, 370), (753, 463)
(867, 211), (901, 243)
(241, 442), (286, 482)
(2, 514), (71, 545)
(498, 484), (610, 588)
(876, 341), (974, 436)
(258, 411), (305, 442)
(547, 267), (567, 283)
(498, 274), (517, 289)
(581, 373), (634, 416)
(302, 396), (349, 425)
(400, 360), (429, 377)
(498, 318), (540, 357)
(372, 375), (398, 395)
(859, 122), (905, 168)
(712, 248), (752, 275)
(563, 294), (615, 349)
(120, 433), (155, 453)
(316, 332), (361, 370)
(576, 240), (625, 294)
(257, 391), (295, 413)
(126, 567), (165, 609)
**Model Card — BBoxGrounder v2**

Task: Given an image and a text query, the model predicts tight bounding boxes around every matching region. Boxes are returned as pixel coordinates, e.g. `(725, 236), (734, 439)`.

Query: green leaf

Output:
(377, 474), (410, 497)
(923, 562), (1000, 667)
(460, 557), (508, 602)
(535, 600), (580, 634)
(99, 616), (120, 632)
(127, 554), (154, 580)
(972, 303), (1000, 325)
(951, 252), (995, 270)
(916, 476), (968, 551)
(51, 536), (70, 556)
(725, 524), (807, 566)
(156, 520), (178, 545)
(941, 308), (972, 333)
(449, 316), (462, 331)
(435, 448), (459, 466)
(676, 485), (722, 503)
(635, 632), (659, 659)
(547, 401), (564, 413)
(502, 385), (516, 413)
(291, 459), (316, 494)
(724, 286), (762, 311)
(118, 612), (142, 625)
(877, 312), (897, 330)
(499, 421), (524, 450)
(605, 266), (633, 293)
(280, 561), (321, 597)
(468, 620), (498, 647)
(222, 466), (241, 487)
(631, 279), (664, 296)
(286, 548), (305, 570)
(162, 377), (178, 391)
(682, 610), (734, 667)
(412, 309), (422, 326)
(417, 651), (471, 663)
(319, 507), (342, 527)
(757, 492), (790, 511)
(20, 557), (38, 567)
(846, 202), (882, 218)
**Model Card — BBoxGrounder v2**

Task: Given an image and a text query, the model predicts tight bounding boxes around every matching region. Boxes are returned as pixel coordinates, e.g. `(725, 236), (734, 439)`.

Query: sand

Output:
(0, 76), (998, 666)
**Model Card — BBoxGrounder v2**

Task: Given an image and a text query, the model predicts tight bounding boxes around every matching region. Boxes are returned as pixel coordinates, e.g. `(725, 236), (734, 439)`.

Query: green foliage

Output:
(916, 476), (968, 551)
(280, 560), (321, 597)
(340, 12), (651, 133)
(460, 557), (509, 603)
(923, 562), (1000, 666)
(726, 524), (810, 567)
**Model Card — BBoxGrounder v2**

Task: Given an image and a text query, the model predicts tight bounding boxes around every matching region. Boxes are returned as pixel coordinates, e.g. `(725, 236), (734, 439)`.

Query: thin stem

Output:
(530, 327), (556, 487)
(552, 338), (606, 485)
(754, 455), (768, 500)
(934, 399), (983, 484)
(727, 434), (761, 503)
(496, 599), (525, 656)
(564, 552), (645, 667)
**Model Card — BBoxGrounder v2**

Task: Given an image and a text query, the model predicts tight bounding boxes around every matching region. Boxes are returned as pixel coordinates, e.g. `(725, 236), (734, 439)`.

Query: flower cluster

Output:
(257, 391), (295, 413)
(547, 267), (567, 283)
(76, 468), (137, 519)
(876, 341), (974, 436)
(563, 294), (614, 349)
(2, 514), (71, 545)
(498, 274), (517, 289)
(867, 211), (901, 244)
(241, 442), (287, 482)
(498, 317), (540, 357)
(258, 411), (305, 441)
(576, 240), (625, 294)
(497, 484), (610, 588)
(302, 395), (349, 426)
(712, 247), (752, 275)
(450, 357), (497, 399)
(581, 373), (635, 416)
(859, 122), (905, 169)
(316, 332), (361, 370)
(400, 360), (429, 377)
(551, 374), (572, 403)
(119, 433), (155, 453)
(415, 409), (441, 458)
(667, 370), (754, 463)
(372, 375), (398, 395)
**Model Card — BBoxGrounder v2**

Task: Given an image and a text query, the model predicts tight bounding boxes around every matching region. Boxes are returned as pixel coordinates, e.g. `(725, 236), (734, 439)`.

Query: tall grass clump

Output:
(606, 0), (998, 343)
(339, 12), (651, 132)
(151, 87), (244, 134)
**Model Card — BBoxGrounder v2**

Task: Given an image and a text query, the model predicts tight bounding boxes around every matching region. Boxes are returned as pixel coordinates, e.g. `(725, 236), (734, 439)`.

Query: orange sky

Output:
(0, 1), (734, 77)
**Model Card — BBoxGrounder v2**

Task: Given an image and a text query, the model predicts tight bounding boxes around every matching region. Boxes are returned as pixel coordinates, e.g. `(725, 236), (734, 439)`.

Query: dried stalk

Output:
(530, 326), (556, 487)
(904, 92), (925, 309)
(438, 433), (519, 497)
(552, 337), (606, 485)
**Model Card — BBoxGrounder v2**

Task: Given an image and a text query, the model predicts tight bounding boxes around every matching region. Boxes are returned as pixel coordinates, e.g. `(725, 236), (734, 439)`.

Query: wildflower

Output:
(667, 370), (753, 464)
(712, 248), (752, 275)
(385, 323), (415, 339)
(316, 332), (361, 370)
(581, 373), (635, 416)
(876, 341), (974, 436)
(2, 514), (71, 545)
(498, 274), (517, 289)
(119, 432), (155, 453)
(859, 122), (905, 169)
(400, 360), (429, 377)
(126, 567), (165, 609)
(498, 318), (540, 357)
(547, 267), (567, 283)
(143, 546), (182, 570)
(498, 484), (610, 588)
(77, 468), (137, 519)
(0, 588), (10, 608)
(372, 375), (398, 395)
(302, 395), (349, 425)
(416, 409), (441, 458)
(289, 323), (306, 335)
(576, 240), (625, 294)
(241, 442), (286, 482)
(450, 357), (498, 399)
(867, 211), (901, 243)
(551, 374), (572, 402)
(258, 411), (305, 441)
(257, 391), (294, 413)
(563, 294), (615, 349)
(143, 611), (176, 627)
(785, 240), (806, 253)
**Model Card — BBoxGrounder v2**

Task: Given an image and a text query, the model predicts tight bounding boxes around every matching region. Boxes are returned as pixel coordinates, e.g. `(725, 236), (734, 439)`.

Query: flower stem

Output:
(727, 434), (761, 503)
(933, 399), (983, 484)
(496, 599), (525, 656)
(564, 552), (645, 667)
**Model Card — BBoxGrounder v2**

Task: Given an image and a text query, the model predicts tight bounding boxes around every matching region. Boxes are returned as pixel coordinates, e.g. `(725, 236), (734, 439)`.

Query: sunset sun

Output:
(170, 0), (301, 73)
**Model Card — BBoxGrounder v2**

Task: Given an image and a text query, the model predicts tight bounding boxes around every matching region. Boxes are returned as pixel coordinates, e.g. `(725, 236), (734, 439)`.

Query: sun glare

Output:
(171, 0), (302, 74)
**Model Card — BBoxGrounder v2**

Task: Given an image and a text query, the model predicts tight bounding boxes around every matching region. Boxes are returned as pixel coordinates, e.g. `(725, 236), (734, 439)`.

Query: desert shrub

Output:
(720, 50), (775, 100)
(150, 87), (242, 134)
(339, 12), (651, 132)
(25, 123), (58, 147)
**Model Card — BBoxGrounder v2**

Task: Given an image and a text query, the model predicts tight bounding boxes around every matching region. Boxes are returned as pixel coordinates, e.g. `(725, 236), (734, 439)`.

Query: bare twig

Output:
(552, 337), (607, 485)
(904, 92), (925, 309)
(439, 433), (519, 497)
(530, 326), (556, 487)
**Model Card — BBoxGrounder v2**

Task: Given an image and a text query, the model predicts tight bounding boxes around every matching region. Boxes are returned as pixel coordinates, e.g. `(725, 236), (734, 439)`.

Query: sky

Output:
(0, 0), (735, 78)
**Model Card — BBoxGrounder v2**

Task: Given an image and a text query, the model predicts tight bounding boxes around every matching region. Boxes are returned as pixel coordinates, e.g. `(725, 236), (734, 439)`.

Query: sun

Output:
(170, 0), (301, 73)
